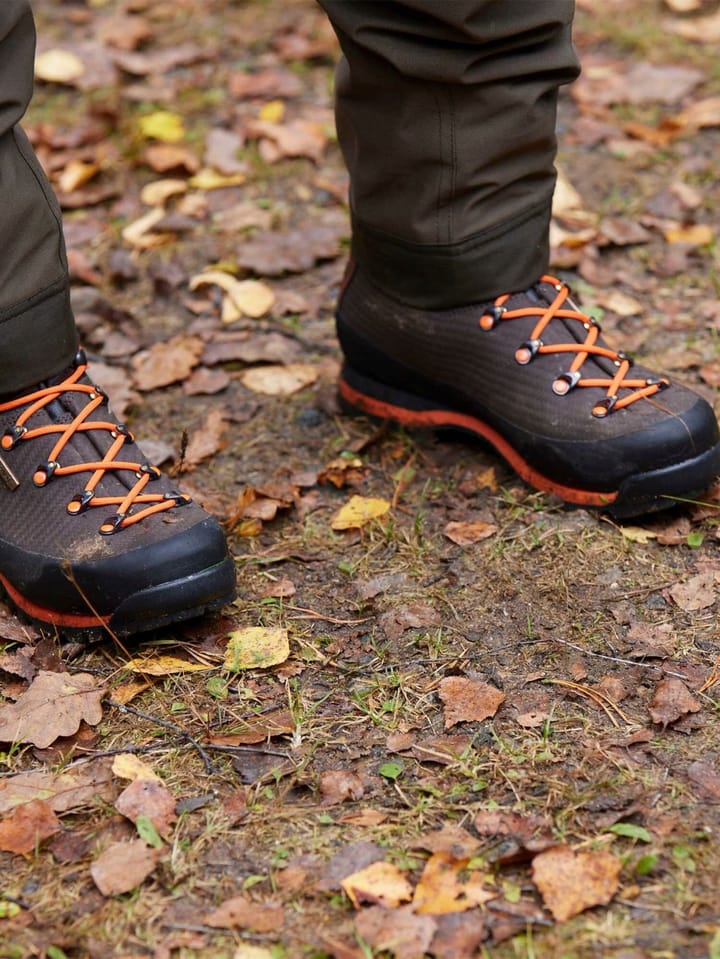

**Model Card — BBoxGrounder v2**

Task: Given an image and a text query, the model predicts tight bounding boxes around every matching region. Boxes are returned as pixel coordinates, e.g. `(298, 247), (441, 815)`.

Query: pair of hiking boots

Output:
(1, 267), (718, 638)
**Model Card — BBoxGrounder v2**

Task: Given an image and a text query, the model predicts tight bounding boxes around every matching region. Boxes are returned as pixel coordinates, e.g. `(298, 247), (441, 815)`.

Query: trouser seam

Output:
(0, 276), (68, 325)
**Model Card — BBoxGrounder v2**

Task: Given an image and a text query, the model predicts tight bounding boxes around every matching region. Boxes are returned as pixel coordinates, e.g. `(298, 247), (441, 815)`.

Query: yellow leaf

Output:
(58, 160), (99, 193)
(140, 178), (188, 207)
(240, 363), (318, 396)
(224, 628), (290, 672)
(112, 754), (160, 783)
(110, 678), (153, 706)
(188, 168), (246, 190)
(189, 271), (275, 319)
(340, 860), (413, 909)
(331, 495), (391, 530)
(138, 111), (185, 143)
(619, 526), (658, 544)
(259, 100), (286, 123)
(664, 223), (714, 246)
(35, 49), (84, 84)
(123, 655), (214, 676)
(413, 852), (497, 914)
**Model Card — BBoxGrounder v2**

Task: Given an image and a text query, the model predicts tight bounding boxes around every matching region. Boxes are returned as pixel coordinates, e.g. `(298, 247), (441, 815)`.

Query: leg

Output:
(321, 0), (720, 516)
(0, 2), (235, 636)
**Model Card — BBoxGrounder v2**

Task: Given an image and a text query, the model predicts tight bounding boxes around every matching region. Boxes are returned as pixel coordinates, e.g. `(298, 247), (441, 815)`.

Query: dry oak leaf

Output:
(90, 838), (162, 896)
(0, 799), (61, 855)
(340, 860), (413, 908)
(115, 778), (177, 839)
(648, 678), (701, 727)
(668, 571), (719, 611)
(354, 904), (437, 959)
(438, 676), (505, 729)
(0, 671), (103, 748)
(131, 334), (204, 391)
(319, 769), (365, 806)
(204, 895), (284, 932)
(331, 495), (391, 530)
(0, 759), (113, 815)
(413, 851), (496, 915)
(531, 845), (622, 921)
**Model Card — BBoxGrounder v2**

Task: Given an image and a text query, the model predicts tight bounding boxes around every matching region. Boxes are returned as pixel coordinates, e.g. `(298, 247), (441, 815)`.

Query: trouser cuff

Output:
(351, 194), (553, 310)
(0, 280), (79, 395)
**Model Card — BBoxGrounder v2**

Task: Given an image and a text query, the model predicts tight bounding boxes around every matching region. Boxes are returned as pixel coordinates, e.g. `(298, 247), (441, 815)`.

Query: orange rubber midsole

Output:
(339, 377), (618, 508)
(0, 571), (109, 629)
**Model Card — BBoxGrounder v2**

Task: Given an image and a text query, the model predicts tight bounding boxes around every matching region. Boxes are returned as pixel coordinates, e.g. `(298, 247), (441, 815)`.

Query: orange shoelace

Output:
(0, 351), (189, 535)
(479, 275), (669, 417)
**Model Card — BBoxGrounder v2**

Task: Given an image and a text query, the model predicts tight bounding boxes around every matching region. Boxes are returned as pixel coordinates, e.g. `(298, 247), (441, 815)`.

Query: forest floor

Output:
(2, 0), (720, 957)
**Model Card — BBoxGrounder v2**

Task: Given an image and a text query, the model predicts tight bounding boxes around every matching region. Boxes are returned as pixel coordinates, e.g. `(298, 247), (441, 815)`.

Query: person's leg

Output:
(0, 1), (235, 636)
(320, 0), (720, 516)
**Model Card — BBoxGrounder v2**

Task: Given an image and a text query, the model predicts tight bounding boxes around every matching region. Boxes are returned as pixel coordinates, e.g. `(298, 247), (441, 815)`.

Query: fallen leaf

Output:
(235, 225), (345, 275)
(183, 408), (228, 469)
(619, 525), (657, 544)
(224, 627), (290, 671)
(35, 49), (85, 83)
(443, 520), (498, 546)
(131, 335), (204, 390)
(240, 362), (318, 396)
(0, 759), (114, 814)
(438, 677), (505, 729)
(413, 851), (496, 914)
(0, 671), (103, 748)
(430, 911), (487, 959)
(412, 824), (480, 859)
(138, 110), (185, 143)
(686, 761), (720, 800)
(121, 207), (172, 249)
(189, 270), (275, 319)
(232, 946), (276, 959)
(0, 799), (61, 855)
(648, 678), (701, 726)
(246, 118), (327, 162)
(354, 905), (437, 959)
(115, 778), (177, 839)
(144, 143), (201, 174)
(123, 654), (213, 676)
(205, 127), (247, 174)
(319, 769), (365, 806)
(112, 754), (160, 783)
(341, 860), (413, 909)
(140, 178), (188, 207)
(204, 895), (284, 932)
(331, 495), (391, 530)
(317, 841), (385, 891)
(663, 9), (720, 43)
(531, 845), (621, 921)
(90, 838), (162, 896)
(663, 223), (714, 246)
(668, 571), (718, 611)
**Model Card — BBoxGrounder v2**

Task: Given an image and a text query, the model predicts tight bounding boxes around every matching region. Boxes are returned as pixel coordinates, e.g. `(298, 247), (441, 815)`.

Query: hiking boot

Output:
(336, 264), (720, 517)
(0, 349), (236, 637)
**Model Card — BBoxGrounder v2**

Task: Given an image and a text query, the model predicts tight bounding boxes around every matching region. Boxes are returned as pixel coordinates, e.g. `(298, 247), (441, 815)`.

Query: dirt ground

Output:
(1, 0), (720, 957)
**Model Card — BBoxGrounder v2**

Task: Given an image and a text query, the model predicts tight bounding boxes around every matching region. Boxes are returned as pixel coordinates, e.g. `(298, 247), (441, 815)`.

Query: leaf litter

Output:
(3, 0), (720, 956)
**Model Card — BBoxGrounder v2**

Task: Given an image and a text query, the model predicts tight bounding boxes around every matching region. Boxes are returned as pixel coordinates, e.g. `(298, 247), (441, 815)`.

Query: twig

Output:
(107, 700), (217, 774)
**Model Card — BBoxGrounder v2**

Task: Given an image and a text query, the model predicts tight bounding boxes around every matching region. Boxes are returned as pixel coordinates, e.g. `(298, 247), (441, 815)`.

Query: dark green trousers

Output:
(0, 0), (577, 394)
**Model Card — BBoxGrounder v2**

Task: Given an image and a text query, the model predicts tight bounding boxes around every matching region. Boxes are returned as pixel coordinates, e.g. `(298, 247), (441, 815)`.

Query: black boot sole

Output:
(339, 364), (720, 519)
(0, 556), (236, 639)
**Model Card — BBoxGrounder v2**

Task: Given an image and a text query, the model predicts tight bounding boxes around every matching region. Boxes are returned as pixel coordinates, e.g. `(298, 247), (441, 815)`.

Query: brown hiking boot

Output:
(336, 264), (720, 517)
(0, 350), (236, 637)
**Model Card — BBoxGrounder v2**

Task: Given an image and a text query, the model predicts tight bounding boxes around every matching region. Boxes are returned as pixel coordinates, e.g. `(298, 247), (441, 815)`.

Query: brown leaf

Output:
(240, 363), (318, 396)
(663, 9), (720, 43)
(412, 824), (481, 859)
(204, 895), (284, 932)
(183, 408), (228, 469)
(0, 799), (61, 854)
(648, 678), (702, 726)
(143, 143), (201, 174)
(202, 332), (301, 367)
(317, 841), (385, 892)
(0, 759), (114, 814)
(204, 128), (247, 175)
(115, 778), (177, 839)
(354, 904), (437, 959)
(131, 334), (204, 391)
(573, 57), (704, 106)
(183, 366), (230, 396)
(246, 118), (327, 162)
(319, 770), (365, 807)
(686, 761), (720, 800)
(668, 571), (719, 611)
(0, 647), (36, 682)
(236, 225), (345, 275)
(0, 671), (103, 748)
(531, 845), (621, 921)
(90, 839), (162, 896)
(511, 688), (552, 728)
(443, 520), (498, 546)
(430, 911), (487, 959)
(438, 677), (505, 729)
(228, 68), (302, 99)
